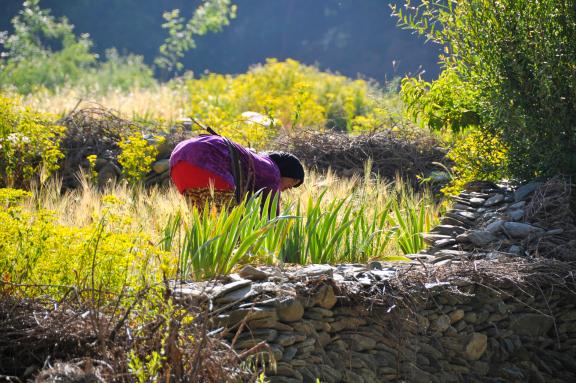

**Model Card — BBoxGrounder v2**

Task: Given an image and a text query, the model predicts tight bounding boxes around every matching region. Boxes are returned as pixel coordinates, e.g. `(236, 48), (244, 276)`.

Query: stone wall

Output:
(173, 179), (576, 383)
(175, 261), (576, 383)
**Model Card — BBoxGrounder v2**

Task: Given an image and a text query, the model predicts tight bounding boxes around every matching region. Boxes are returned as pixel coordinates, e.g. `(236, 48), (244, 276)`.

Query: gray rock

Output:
(433, 238), (457, 248)
(238, 265), (269, 281)
(457, 230), (498, 247)
(432, 225), (466, 236)
(277, 297), (305, 322)
(469, 197), (486, 206)
(485, 219), (505, 233)
(510, 314), (554, 336)
(211, 280), (252, 300)
(431, 314), (451, 332)
(514, 182), (541, 202)
(281, 346), (298, 362)
(441, 217), (471, 228)
(297, 264), (333, 278)
(449, 210), (477, 221)
(508, 209), (525, 221)
(484, 193), (504, 207)
(214, 284), (256, 304)
(421, 233), (453, 245)
(463, 332), (488, 360)
(509, 201), (526, 210)
(502, 222), (545, 238)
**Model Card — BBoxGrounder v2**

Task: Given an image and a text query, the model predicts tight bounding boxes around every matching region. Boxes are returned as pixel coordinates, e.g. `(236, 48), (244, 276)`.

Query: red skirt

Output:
(170, 161), (234, 194)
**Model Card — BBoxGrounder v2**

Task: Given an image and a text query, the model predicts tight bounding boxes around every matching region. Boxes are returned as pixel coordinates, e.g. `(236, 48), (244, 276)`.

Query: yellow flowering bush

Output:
(0, 200), (169, 299)
(118, 133), (164, 184)
(186, 59), (389, 147)
(442, 129), (508, 196)
(0, 94), (65, 188)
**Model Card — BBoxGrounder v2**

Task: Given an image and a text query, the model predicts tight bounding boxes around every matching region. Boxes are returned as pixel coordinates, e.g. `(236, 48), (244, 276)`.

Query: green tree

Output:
(0, 0), (96, 93)
(392, 0), (576, 181)
(155, 0), (237, 78)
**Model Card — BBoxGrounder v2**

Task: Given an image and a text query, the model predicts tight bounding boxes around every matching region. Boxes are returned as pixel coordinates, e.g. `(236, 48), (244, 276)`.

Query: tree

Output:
(155, 0), (236, 78)
(0, 0), (96, 93)
(392, 0), (576, 181)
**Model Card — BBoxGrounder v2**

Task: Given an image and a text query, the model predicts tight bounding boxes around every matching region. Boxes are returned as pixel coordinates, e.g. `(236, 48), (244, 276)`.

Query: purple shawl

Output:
(169, 135), (281, 196)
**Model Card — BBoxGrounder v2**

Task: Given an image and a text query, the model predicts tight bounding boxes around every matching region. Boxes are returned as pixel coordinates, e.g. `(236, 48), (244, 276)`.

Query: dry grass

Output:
(21, 83), (191, 122)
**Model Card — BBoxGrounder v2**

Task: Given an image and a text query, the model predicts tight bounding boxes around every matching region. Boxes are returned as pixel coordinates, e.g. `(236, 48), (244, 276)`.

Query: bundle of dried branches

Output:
(272, 129), (448, 188)
(0, 287), (250, 383)
(523, 177), (576, 260)
(57, 106), (142, 190)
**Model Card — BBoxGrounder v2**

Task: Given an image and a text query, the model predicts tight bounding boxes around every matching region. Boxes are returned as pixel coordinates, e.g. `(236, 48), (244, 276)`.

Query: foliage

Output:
(0, 0), (96, 94)
(400, 67), (480, 132)
(392, 0), (576, 181)
(186, 59), (395, 147)
(118, 133), (163, 185)
(0, 1), (155, 95)
(0, 197), (166, 299)
(442, 129), (508, 196)
(155, 0), (237, 77)
(0, 94), (65, 188)
(79, 48), (156, 93)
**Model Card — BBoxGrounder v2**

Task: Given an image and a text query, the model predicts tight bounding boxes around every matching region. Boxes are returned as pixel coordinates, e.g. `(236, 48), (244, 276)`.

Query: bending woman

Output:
(169, 135), (304, 210)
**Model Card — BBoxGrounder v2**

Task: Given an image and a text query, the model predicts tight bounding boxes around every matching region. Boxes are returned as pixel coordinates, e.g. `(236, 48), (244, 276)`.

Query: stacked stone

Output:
(416, 181), (561, 264)
(174, 261), (576, 383)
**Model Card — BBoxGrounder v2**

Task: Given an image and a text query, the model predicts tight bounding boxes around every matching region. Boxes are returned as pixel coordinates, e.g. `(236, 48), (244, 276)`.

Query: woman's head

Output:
(266, 151), (304, 190)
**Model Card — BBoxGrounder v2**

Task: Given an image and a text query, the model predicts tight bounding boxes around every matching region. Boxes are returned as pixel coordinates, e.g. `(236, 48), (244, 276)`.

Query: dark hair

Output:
(266, 152), (305, 187)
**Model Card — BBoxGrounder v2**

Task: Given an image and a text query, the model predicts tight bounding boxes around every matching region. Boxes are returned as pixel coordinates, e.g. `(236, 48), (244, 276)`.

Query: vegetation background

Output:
(0, 0), (441, 82)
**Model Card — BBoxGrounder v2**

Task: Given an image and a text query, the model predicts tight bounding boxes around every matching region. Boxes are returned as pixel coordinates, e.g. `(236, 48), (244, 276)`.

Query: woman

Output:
(169, 134), (304, 210)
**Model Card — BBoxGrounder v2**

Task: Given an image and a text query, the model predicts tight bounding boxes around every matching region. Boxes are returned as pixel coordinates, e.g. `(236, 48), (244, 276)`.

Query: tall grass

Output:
(1, 169), (443, 292)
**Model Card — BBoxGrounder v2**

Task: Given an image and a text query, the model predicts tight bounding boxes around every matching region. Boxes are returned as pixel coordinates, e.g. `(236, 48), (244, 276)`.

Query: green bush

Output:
(393, 0), (576, 181)
(0, 0), (96, 94)
(400, 67), (480, 132)
(0, 1), (155, 94)
(0, 94), (65, 188)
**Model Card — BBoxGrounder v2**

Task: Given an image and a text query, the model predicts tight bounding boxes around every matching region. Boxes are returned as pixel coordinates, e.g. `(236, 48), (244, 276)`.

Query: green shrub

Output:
(0, 0), (96, 94)
(0, 1), (155, 95)
(393, 0), (576, 181)
(400, 67), (480, 132)
(0, 94), (65, 188)
(78, 49), (156, 93)
(442, 129), (508, 196)
(118, 133), (163, 185)
(186, 59), (396, 146)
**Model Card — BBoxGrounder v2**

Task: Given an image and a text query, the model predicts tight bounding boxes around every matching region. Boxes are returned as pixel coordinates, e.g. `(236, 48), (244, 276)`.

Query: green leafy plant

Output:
(392, 0), (576, 181)
(118, 133), (163, 185)
(0, 0), (96, 94)
(155, 0), (237, 77)
(0, 94), (65, 188)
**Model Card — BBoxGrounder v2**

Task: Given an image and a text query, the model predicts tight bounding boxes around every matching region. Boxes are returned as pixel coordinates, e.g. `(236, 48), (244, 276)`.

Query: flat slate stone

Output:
(432, 225), (467, 236)
(514, 182), (541, 202)
(502, 222), (545, 238)
(211, 279), (252, 300)
(296, 264), (334, 278)
(484, 194), (504, 207)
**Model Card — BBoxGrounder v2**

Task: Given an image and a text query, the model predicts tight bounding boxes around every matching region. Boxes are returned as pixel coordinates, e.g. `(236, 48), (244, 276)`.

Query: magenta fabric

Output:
(169, 135), (281, 196)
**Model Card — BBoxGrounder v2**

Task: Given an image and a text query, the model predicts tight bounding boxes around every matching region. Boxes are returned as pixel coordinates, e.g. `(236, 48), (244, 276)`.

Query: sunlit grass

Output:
(1, 169), (443, 294)
(21, 82), (191, 123)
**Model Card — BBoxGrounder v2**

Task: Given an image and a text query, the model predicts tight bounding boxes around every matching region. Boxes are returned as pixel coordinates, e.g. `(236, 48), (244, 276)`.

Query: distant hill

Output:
(0, 0), (442, 83)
